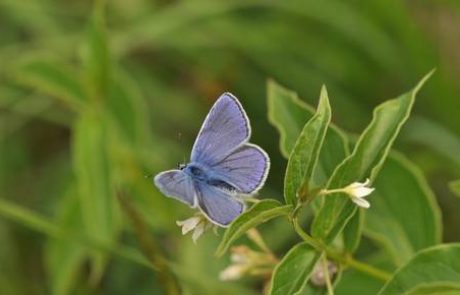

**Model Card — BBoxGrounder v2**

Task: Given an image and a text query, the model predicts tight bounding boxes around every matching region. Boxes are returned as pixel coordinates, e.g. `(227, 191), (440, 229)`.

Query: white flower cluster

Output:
(219, 245), (277, 281)
(176, 214), (215, 243)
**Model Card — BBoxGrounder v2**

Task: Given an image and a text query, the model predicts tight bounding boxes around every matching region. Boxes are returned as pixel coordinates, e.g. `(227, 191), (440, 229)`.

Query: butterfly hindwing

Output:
(208, 143), (269, 194)
(195, 181), (244, 227)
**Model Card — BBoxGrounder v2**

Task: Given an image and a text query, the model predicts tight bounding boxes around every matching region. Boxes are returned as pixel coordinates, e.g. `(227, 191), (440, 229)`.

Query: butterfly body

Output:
(154, 93), (270, 227)
(181, 163), (238, 192)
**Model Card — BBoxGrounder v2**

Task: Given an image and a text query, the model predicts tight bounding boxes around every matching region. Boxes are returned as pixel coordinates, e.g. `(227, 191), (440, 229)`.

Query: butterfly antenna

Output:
(176, 132), (188, 165)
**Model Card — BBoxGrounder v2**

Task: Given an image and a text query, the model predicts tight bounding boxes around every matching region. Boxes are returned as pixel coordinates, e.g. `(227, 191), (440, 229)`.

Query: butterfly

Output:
(154, 93), (270, 227)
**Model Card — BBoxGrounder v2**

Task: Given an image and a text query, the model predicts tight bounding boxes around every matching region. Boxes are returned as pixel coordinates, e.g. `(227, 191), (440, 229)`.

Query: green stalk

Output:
(292, 218), (391, 281)
(0, 198), (152, 269)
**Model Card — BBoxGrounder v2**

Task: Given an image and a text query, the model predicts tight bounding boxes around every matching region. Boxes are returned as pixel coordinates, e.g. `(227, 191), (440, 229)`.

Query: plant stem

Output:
(345, 255), (392, 281)
(245, 198), (261, 203)
(319, 188), (344, 196)
(322, 255), (334, 295)
(291, 218), (391, 282)
(118, 192), (181, 295)
(246, 228), (274, 257)
(0, 197), (153, 269)
(292, 217), (323, 250)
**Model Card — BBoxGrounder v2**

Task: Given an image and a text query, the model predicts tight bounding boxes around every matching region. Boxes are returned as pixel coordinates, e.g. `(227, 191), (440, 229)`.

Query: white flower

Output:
(176, 214), (213, 243)
(176, 217), (201, 235)
(191, 221), (206, 242)
(320, 178), (375, 208)
(343, 178), (374, 208)
(219, 245), (277, 281)
(219, 264), (247, 281)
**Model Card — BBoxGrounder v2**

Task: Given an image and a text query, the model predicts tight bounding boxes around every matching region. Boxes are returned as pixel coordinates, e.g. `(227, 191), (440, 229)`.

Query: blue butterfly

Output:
(154, 93), (270, 227)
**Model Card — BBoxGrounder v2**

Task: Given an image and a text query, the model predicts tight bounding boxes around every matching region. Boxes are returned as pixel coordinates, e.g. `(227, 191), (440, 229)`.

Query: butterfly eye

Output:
(177, 163), (187, 170)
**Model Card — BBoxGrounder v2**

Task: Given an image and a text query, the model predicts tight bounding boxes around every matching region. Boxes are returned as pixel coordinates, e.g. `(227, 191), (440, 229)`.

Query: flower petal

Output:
(192, 222), (205, 243)
(353, 187), (375, 198)
(219, 265), (245, 281)
(352, 196), (370, 208)
(176, 217), (201, 235)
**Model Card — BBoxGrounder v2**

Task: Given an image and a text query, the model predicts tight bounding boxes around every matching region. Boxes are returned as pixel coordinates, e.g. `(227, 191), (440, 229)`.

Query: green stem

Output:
(118, 192), (181, 295)
(345, 255), (392, 281)
(0, 197), (153, 269)
(246, 228), (274, 257)
(322, 255), (334, 295)
(292, 217), (323, 250)
(319, 188), (345, 196)
(291, 218), (391, 282)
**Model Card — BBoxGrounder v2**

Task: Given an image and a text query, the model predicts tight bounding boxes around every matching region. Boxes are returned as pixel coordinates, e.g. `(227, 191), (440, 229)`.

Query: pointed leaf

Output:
(379, 244), (460, 295)
(267, 80), (348, 188)
(215, 200), (291, 257)
(284, 86), (331, 205)
(107, 70), (151, 146)
(15, 59), (86, 109)
(406, 285), (460, 295)
(73, 112), (119, 281)
(269, 242), (320, 295)
(449, 180), (460, 199)
(343, 208), (364, 253)
(312, 71), (434, 244)
(81, 9), (110, 101)
(365, 152), (442, 266)
(46, 190), (87, 295)
(267, 79), (316, 158)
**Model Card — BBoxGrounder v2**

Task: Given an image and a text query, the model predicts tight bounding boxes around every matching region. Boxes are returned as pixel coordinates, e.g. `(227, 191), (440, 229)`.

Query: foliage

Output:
(1, 1), (460, 295)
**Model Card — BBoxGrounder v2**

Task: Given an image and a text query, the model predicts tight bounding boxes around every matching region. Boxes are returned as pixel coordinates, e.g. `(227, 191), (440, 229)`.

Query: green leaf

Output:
(15, 59), (86, 109)
(406, 285), (460, 295)
(284, 86), (331, 206)
(365, 152), (442, 266)
(81, 8), (110, 101)
(107, 70), (151, 147)
(312, 71), (434, 244)
(267, 80), (349, 187)
(0, 202), (33, 295)
(215, 200), (291, 257)
(403, 116), (460, 170)
(379, 244), (460, 295)
(267, 79), (316, 158)
(73, 112), (119, 282)
(449, 180), (460, 199)
(0, 198), (61, 237)
(335, 252), (393, 295)
(0, 198), (149, 270)
(269, 242), (320, 295)
(46, 190), (87, 295)
(343, 208), (364, 253)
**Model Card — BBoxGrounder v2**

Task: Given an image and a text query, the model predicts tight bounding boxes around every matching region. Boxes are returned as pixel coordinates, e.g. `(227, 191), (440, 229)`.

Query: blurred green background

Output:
(1, 0), (460, 294)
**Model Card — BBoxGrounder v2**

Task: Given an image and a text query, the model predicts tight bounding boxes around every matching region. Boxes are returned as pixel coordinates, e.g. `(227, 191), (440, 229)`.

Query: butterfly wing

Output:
(154, 170), (196, 207)
(191, 93), (250, 166)
(209, 143), (270, 194)
(195, 182), (244, 226)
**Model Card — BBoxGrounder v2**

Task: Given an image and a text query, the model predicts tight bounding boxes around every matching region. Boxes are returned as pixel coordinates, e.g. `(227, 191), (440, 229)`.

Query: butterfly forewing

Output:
(154, 170), (196, 207)
(191, 93), (250, 166)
